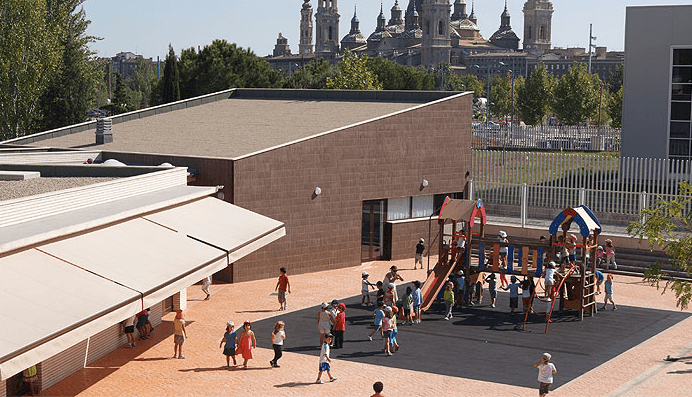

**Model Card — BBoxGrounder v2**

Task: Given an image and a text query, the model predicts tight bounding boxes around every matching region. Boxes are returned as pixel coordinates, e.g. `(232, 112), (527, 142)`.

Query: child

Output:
(503, 275), (522, 315)
(402, 286), (414, 325)
(389, 306), (400, 352)
(368, 302), (385, 341)
(333, 303), (346, 349)
(371, 381), (385, 397)
(384, 283), (396, 307)
(455, 270), (466, 307)
(219, 321), (237, 367)
(498, 231), (509, 288)
(595, 269), (604, 295)
(202, 275), (211, 300)
(375, 281), (385, 307)
(443, 282), (455, 320)
(557, 235), (569, 270)
(521, 275), (534, 314)
(318, 302), (333, 346)
(605, 239), (617, 270)
(121, 314), (136, 348)
(316, 334), (338, 384)
(602, 274), (617, 310)
(543, 262), (557, 299)
(596, 246), (605, 268)
(173, 310), (187, 359)
(270, 321), (285, 368)
(235, 320), (256, 369)
(485, 273), (497, 308)
(414, 238), (425, 269)
(381, 308), (394, 356)
(412, 280), (423, 323)
(534, 352), (557, 397)
(568, 234), (578, 267)
(275, 267), (291, 311)
(361, 271), (376, 306)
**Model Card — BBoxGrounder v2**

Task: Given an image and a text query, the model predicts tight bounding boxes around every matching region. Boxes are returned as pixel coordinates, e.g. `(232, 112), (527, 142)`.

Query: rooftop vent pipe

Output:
(96, 117), (113, 144)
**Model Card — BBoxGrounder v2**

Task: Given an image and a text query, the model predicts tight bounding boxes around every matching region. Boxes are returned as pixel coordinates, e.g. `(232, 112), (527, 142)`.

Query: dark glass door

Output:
(362, 200), (385, 261)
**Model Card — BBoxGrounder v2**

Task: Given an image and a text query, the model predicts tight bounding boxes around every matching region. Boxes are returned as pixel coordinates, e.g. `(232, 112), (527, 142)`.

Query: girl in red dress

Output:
(235, 320), (256, 369)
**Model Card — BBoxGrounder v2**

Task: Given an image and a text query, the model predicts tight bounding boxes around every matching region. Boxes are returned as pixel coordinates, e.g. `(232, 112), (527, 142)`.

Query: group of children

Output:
(217, 318), (286, 369)
(120, 308), (153, 348)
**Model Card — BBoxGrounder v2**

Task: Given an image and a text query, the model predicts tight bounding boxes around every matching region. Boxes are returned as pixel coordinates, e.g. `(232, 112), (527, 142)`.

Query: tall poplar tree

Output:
(0, 0), (61, 140)
(553, 62), (600, 125)
(161, 45), (181, 104)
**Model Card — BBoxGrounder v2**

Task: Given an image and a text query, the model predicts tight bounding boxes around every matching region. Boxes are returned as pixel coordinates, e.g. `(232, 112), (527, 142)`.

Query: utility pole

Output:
(588, 24), (597, 74)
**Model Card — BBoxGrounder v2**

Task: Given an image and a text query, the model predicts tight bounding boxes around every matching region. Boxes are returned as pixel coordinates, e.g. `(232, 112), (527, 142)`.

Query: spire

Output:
(500, 0), (511, 29)
(469, 0), (477, 24)
(350, 5), (360, 33)
(452, 0), (468, 21)
(376, 1), (386, 32)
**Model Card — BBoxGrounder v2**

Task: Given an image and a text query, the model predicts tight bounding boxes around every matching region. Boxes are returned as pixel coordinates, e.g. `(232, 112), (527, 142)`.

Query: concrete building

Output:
(0, 158), (285, 396)
(622, 5), (692, 161)
(3, 88), (473, 282)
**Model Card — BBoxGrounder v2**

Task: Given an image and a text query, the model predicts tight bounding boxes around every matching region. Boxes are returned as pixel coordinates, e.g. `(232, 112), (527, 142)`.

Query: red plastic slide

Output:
(420, 261), (457, 312)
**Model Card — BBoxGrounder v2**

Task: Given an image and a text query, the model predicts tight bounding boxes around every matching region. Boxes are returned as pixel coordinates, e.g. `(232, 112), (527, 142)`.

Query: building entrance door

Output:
(361, 200), (385, 261)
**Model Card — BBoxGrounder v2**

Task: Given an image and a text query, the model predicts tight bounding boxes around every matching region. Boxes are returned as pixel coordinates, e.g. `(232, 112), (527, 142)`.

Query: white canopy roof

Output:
(0, 196), (285, 380)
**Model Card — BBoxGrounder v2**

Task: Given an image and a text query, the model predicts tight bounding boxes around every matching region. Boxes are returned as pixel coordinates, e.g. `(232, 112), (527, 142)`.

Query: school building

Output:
(0, 88), (473, 394)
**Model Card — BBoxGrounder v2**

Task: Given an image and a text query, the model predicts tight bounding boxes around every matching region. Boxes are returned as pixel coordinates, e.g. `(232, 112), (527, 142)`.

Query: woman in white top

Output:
(383, 265), (404, 303)
(270, 321), (285, 368)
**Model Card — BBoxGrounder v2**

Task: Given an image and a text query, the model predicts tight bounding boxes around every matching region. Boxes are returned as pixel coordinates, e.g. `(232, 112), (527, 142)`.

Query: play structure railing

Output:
(522, 264), (580, 334)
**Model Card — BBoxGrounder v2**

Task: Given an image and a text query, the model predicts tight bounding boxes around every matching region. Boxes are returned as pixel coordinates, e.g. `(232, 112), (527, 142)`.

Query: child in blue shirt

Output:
(602, 274), (617, 310)
(219, 321), (237, 367)
(412, 280), (423, 323)
(368, 303), (385, 340)
(502, 275), (522, 315)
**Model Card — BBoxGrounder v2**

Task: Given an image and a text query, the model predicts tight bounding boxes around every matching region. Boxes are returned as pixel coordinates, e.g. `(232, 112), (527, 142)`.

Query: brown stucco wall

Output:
(388, 219), (435, 261)
(230, 93), (473, 282)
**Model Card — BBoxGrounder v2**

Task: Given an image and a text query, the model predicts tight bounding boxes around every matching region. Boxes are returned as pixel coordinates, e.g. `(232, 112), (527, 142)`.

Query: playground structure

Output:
(418, 199), (603, 333)
(419, 197), (486, 312)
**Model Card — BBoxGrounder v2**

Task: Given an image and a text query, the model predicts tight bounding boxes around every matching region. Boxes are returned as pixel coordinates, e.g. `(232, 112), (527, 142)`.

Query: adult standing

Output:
(236, 320), (256, 369)
(173, 310), (187, 359)
(383, 266), (404, 303)
(318, 302), (333, 346)
(414, 238), (425, 270)
(534, 352), (557, 397)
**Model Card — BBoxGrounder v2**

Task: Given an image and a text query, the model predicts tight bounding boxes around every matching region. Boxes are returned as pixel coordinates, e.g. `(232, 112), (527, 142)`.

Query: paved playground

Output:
(42, 258), (692, 397)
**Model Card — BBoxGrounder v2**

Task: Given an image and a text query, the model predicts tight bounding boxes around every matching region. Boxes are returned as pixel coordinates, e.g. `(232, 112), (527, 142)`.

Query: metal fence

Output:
(470, 150), (692, 226)
(472, 125), (621, 152)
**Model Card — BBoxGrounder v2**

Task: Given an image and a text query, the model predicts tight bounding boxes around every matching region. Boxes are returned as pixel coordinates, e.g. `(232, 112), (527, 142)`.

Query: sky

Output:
(81, 0), (692, 60)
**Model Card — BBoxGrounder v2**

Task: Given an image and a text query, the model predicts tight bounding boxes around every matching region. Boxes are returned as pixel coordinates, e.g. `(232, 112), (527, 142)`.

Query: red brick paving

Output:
(41, 258), (692, 397)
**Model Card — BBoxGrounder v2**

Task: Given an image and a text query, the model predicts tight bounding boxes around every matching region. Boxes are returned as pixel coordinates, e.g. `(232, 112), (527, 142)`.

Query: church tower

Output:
(523, 0), (553, 53)
(299, 0), (314, 56)
(315, 0), (340, 56)
(421, 0), (451, 67)
(451, 0), (467, 21)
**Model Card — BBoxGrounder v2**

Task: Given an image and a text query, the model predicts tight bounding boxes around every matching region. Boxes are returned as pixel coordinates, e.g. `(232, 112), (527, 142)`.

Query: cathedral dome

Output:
(342, 32), (367, 44)
(451, 18), (480, 32)
(367, 30), (393, 43)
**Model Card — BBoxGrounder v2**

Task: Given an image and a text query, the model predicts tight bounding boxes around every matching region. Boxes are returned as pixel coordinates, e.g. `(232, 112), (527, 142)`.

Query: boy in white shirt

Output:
(534, 352), (557, 397)
(316, 334), (338, 384)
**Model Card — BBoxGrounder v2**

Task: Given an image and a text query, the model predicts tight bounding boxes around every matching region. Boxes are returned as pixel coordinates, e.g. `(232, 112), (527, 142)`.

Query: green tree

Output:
(516, 63), (555, 126)
(284, 59), (337, 89)
(489, 73), (524, 121)
(38, 0), (101, 131)
(553, 63), (600, 125)
(605, 64), (623, 95)
(131, 57), (156, 109)
(0, 0), (62, 140)
(628, 181), (692, 310)
(326, 50), (382, 90)
(161, 45), (181, 104)
(448, 74), (485, 97)
(608, 86), (623, 129)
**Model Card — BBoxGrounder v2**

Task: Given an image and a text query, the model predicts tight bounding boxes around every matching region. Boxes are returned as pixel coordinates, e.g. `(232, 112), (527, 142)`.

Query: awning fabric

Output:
(0, 197), (285, 381)
(143, 197), (286, 263)
(0, 249), (141, 380)
(548, 205), (602, 238)
(438, 198), (487, 228)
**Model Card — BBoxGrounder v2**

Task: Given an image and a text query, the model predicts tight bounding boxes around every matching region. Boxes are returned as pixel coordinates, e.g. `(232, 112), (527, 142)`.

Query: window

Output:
(439, 21), (444, 36)
(387, 197), (411, 221)
(328, 26), (332, 40)
(528, 26), (532, 40)
(412, 195), (434, 218)
(670, 48), (692, 161)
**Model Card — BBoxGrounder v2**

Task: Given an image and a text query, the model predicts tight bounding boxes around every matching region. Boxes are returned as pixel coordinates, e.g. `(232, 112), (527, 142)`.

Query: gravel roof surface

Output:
(33, 98), (421, 158)
(0, 177), (118, 201)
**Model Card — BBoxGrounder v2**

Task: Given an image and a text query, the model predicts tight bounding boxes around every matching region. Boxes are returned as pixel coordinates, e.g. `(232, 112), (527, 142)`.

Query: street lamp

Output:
(429, 66), (445, 91)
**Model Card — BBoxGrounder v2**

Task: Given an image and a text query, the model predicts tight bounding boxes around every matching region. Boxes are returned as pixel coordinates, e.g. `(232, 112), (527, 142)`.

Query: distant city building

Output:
(101, 52), (155, 80)
(272, 33), (292, 57)
(266, 0), (622, 81)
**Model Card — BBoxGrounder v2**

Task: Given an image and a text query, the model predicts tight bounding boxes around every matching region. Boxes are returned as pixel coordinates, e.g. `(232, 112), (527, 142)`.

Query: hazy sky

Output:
(82, 0), (691, 60)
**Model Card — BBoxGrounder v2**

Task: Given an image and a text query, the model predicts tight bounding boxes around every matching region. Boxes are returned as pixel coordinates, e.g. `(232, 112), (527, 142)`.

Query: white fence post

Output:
(579, 187), (586, 206)
(468, 180), (474, 200)
(639, 191), (649, 224)
(521, 183), (528, 228)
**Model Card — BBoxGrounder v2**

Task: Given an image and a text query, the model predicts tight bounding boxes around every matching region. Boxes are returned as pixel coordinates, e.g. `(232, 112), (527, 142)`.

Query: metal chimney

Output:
(96, 117), (113, 144)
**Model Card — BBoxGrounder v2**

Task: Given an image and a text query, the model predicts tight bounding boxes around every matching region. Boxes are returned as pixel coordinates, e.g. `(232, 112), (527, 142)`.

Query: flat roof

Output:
(34, 98), (422, 159)
(0, 177), (117, 201)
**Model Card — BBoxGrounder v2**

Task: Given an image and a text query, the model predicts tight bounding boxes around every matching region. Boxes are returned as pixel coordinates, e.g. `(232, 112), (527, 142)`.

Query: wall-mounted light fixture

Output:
(421, 179), (429, 188)
(314, 187), (322, 196)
